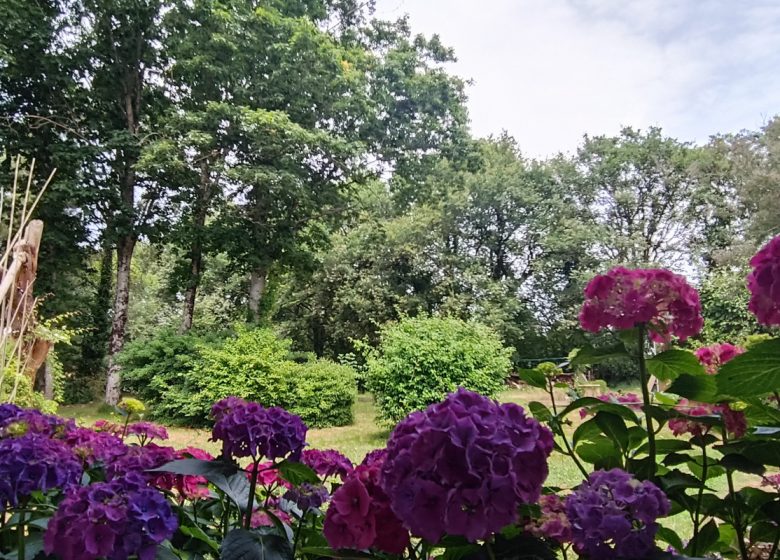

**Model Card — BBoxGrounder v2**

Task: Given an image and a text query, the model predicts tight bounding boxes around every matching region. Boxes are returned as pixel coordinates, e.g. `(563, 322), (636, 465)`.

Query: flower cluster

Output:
(64, 427), (128, 466)
(246, 461), (290, 488)
(579, 267), (703, 342)
(44, 480), (178, 560)
(301, 448), (354, 480)
(566, 469), (669, 559)
(284, 482), (329, 512)
(211, 397), (307, 461)
(747, 235), (780, 326)
(93, 419), (124, 436)
(525, 494), (572, 543)
(0, 434), (82, 509)
(381, 388), (554, 543)
(126, 421), (169, 444)
(174, 447), (213, 501)
(668, 399), (747, 439)
(250, 499), (291, 528)
(0, 403), (73, 438)
(580, 392), (643, 419)
(324, 450), (409, 554)
(105, 443), (177, 488)
(695, 343), (745, 374)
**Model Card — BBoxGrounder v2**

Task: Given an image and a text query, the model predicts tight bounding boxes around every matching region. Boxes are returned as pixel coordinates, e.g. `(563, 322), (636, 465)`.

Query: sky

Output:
(373, 0), (780, 158)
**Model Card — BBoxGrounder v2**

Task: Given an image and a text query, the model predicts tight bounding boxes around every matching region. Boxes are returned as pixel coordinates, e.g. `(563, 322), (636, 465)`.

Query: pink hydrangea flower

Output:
(747, 235), (780, 326)
(669, 399), (746, 439)
(762, 474), (780, 492)
(250, 499), (291, 528)
(695, 343), (745, 374)
(525, 494), (572, 543)
(579, 267), (703, 342)
(246, 461), (290, 489)
(579, 392), (643, 419)
(174, 447), (213, 501)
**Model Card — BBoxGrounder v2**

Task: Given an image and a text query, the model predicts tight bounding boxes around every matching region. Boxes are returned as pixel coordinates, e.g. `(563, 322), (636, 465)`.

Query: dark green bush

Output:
(282, 360), (356, 427)
(366, 316), (512, 423)
(119, 329), (209, 421)
(119, 326), (356, 427)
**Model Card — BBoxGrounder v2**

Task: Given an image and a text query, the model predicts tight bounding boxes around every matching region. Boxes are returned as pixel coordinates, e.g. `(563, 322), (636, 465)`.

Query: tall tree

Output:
(575, 127), (719, 270)
(75, 0), (170, 404)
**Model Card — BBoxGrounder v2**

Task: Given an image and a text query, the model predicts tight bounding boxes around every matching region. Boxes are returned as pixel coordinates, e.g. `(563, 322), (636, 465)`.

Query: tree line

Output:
(1, 0), (777, 405)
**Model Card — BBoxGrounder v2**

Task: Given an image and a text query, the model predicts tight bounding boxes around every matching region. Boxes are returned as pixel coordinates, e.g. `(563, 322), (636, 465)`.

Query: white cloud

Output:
(373, 0), (780, 158)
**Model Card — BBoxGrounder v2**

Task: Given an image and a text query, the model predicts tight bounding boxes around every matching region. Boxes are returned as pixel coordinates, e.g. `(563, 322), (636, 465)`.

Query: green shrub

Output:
(177, 326), (293, 425)
(282, 360), (356, 427)
(366, 316), (512, 423)
(119, 329), (209, 422)
(120, 326), (356, 428)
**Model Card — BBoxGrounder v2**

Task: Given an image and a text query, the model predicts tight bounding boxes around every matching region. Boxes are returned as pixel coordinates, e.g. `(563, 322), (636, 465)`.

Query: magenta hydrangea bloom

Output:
(64, 427), (128, 466)
(381, 388), (554, 543)
(126, 421), (169, 444)
(324, 452), (409, 554)
(0, 433), (82, 509)
(567, 469), (669, 559)
(301, 448), (354, 480)
(668, 399), (747, 439)
(211, 397), (307, 461)
(747, 235), (780, 326)
(174, 447), (213, 501)
(579, 267), (703, 342)
(44, 480), (178, 560)
(695, 343), (745, 374)
(579, 392), (642, 419)
(525, 494), (572, 543)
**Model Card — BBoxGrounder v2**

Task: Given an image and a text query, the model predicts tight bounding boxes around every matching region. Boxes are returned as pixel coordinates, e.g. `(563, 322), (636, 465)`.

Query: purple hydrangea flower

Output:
(0, 433), (82, 509)
(0, 404), (74, 438)
(381, 388), (554, 543)
(211, 397), (307, 461)
(126, 421), (169, 444)
(44, 480), (178, 560)
(106, 443), (177, 490)
(566, 469), (670, 559)
(301, 449), (353, 480)
(64, 427), (128, 467)
(284, 482), (329, 512)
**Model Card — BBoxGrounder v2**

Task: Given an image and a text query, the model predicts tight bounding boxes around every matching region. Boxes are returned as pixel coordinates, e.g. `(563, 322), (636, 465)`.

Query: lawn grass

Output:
(59, 386), (765, 540)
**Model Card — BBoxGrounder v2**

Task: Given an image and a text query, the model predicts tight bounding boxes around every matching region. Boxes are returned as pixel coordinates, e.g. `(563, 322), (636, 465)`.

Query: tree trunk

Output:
(180, 159), (211, 333)
(43, 359), (54, 401)
(105, 233), (136, 405)
(248, 266), (267, 323)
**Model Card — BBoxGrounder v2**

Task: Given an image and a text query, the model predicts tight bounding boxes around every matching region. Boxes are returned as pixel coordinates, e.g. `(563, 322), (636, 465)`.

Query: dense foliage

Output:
(2, 0), (778, 403)
(120, 327), (356, 428)
(366, 316), (512, 423)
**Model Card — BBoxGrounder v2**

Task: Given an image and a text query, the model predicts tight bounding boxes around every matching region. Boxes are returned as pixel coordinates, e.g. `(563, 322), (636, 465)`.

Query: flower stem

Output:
(769, 528), (780, 560)
(548, 377), (588, 479)
(245, 458), (261, 530)
(691, 442), (708, 556)
(724, 433), (749, 560)
(637, 324), (656, 478)
(17, 510), (24, 560)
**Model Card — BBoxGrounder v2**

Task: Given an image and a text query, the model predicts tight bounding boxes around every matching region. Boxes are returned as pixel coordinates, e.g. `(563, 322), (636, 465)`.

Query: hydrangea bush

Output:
(1, 235), (780, 560)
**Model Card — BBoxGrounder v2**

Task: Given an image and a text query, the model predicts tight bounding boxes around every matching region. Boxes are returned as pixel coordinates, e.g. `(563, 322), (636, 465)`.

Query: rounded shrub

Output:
(282, 360), (357, 427)
(119, 326), (357, 428)
(366, 316), (512, 423)
(180, 326), (293, 424)
(119, 329), (208, 422)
